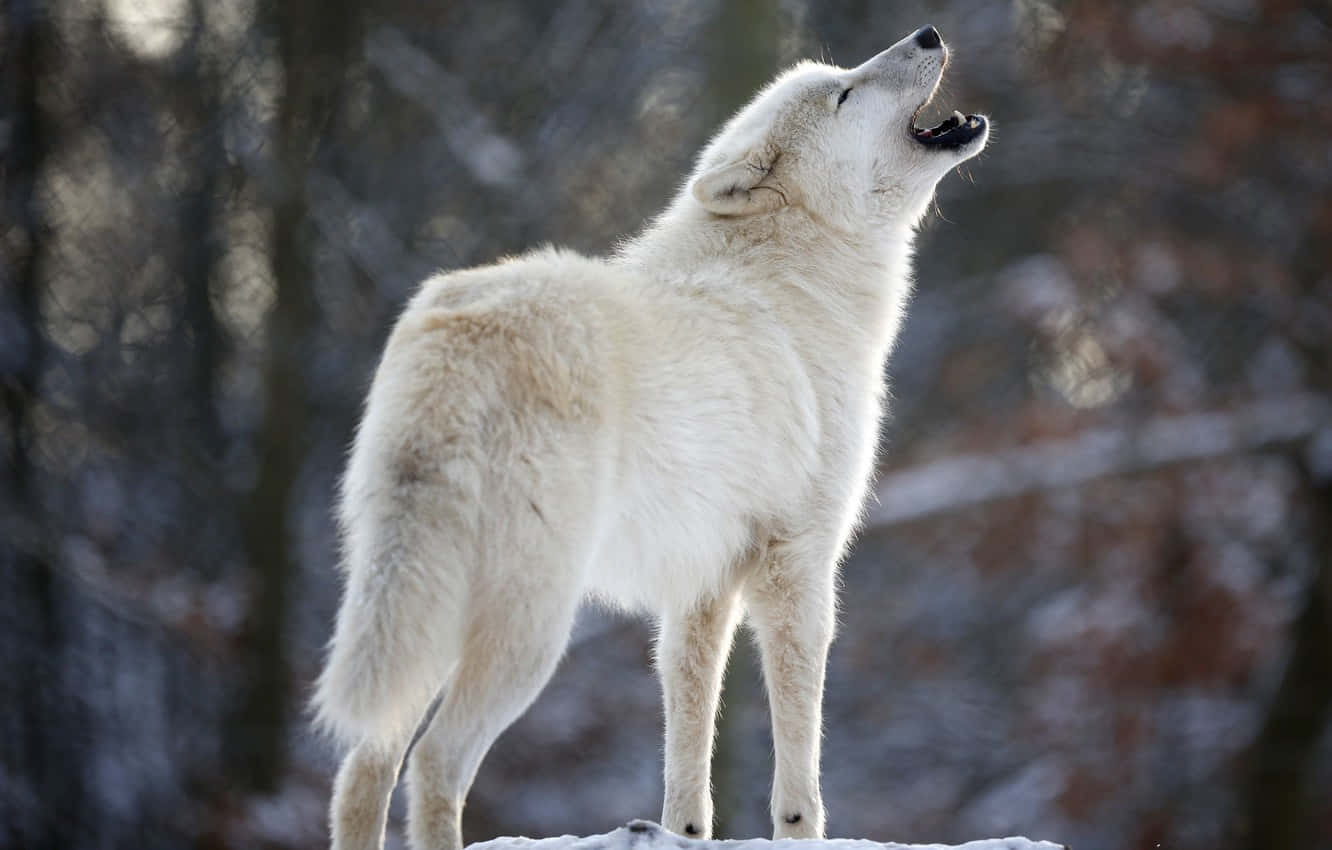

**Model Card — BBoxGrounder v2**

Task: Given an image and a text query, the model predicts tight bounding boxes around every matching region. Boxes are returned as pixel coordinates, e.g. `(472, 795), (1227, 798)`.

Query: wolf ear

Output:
(691, 151), (787, 216)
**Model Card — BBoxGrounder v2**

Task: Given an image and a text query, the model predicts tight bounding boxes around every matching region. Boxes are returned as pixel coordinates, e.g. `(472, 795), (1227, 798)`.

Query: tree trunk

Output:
(1243, 450), (1332, 850)
(224, 0), (362, 792)
(0, 2), (87, 846)
(176, 1), (227, 461)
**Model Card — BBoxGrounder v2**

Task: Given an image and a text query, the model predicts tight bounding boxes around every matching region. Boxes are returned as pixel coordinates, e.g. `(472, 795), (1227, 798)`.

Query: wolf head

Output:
(690, 26), (988, 232)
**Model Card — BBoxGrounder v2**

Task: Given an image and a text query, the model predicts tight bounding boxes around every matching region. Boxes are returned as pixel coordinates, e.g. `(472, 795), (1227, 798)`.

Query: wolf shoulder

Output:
(386, 248), (816, 418)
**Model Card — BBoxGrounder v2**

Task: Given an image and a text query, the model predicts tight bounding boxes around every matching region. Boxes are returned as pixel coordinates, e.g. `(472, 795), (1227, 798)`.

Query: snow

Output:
(469, 820), (1065, 850)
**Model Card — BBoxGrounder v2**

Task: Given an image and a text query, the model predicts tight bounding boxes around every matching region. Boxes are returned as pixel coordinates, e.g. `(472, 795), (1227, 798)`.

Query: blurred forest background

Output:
(2, 1), (1330, 849)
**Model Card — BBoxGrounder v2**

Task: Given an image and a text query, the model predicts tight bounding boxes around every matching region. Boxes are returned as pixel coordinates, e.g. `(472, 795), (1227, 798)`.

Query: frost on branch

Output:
(470, 820), (1066, 850)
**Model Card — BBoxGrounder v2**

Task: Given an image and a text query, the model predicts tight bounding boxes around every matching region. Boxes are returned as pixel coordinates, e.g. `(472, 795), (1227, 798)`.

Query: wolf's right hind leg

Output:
(405, 573), (582, 850)
(330, 738), (407, 850)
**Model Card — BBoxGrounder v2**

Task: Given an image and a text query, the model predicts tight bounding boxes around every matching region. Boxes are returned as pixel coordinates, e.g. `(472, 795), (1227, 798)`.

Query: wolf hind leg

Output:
(404, 517), (587, 850)
(330, 735), (410, 850)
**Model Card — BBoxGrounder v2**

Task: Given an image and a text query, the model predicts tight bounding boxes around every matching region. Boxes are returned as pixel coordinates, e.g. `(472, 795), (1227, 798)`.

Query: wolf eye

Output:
(837, 87), (852, 106)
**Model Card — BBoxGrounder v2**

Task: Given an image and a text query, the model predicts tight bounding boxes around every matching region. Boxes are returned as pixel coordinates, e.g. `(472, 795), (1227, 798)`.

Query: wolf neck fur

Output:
(617, 199), (917, 363)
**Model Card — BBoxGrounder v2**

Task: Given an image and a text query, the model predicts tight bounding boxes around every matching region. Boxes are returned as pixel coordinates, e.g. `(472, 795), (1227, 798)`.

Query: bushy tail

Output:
(312, 501), (464, 751)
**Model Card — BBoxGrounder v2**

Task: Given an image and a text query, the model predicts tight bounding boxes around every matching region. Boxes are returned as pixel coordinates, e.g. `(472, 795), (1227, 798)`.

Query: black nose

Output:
(914, 25), (942, 50)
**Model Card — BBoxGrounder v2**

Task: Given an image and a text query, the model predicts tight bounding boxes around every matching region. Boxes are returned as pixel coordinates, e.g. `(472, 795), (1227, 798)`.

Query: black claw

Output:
(684, 824), (700, 835)
(784, 813), (802, 824)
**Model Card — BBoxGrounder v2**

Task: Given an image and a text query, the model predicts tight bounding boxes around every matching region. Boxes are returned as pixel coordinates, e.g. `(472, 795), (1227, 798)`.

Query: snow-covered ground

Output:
(470, 821), (1066, 850)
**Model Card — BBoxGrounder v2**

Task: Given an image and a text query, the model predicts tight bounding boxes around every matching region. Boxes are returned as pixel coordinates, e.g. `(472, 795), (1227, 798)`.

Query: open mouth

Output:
(911, 108), (987, 150)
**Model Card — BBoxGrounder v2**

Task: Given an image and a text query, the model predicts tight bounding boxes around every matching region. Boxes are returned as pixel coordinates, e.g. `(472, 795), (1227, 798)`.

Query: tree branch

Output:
(867, 394), (1331, 527)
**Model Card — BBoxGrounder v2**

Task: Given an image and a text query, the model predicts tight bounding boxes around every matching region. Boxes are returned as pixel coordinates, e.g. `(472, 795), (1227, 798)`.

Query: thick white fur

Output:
(314, 28), (988, 850)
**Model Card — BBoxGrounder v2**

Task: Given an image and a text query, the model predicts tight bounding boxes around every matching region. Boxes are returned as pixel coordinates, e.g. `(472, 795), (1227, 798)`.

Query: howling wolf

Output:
(315, 24), (988, 850)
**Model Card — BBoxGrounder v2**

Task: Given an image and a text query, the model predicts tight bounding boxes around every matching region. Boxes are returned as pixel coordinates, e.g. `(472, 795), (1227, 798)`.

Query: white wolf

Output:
(315, 25), (988, 850)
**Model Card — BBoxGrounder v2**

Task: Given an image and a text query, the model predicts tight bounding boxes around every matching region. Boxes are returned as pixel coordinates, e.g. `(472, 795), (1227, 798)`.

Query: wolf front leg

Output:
(656, 588), (743, 839)
(745, 541), (836, 840)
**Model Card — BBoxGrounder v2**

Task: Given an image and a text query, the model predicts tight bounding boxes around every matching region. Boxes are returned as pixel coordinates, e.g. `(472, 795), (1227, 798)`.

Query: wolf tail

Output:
(312, 481), (468, 751)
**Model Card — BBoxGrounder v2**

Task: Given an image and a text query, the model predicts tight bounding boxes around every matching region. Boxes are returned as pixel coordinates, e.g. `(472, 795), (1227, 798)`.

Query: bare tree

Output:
(0, 2), (87, 847)
(225, 0), (363, 791)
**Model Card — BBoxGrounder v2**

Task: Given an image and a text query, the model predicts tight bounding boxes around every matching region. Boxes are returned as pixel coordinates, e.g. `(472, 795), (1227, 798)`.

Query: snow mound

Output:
(469, 820), (1066, 850)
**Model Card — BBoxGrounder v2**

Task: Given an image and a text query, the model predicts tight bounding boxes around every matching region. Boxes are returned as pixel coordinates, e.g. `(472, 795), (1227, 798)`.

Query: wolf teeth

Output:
(952, 110), (966, 125)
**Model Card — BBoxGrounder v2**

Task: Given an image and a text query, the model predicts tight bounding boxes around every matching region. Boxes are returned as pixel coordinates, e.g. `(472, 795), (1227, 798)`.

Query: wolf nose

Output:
(914, 25), (942, 50)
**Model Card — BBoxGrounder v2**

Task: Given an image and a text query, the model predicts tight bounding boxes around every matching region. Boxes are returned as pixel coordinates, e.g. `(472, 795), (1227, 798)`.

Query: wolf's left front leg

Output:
(657, 588), (743, 839)
(746, 539), (837, 840)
